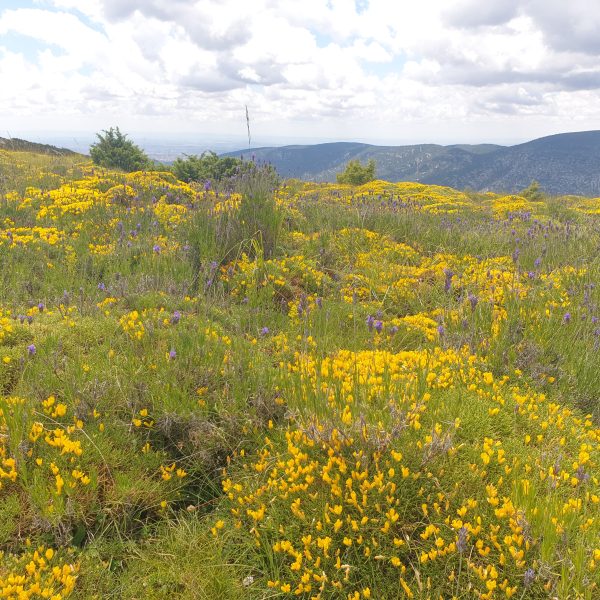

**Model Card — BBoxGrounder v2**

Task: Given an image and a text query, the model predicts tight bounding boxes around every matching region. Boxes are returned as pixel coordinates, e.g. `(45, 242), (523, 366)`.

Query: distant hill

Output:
(223, 131), (600, 196)
(0, 137), (79, 156)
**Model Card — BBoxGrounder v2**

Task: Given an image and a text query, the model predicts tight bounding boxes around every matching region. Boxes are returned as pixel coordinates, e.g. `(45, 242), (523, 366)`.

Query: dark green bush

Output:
(336, 158), (376, 185)
(90, 127), (150, 172)
(172, 152), (242, 183)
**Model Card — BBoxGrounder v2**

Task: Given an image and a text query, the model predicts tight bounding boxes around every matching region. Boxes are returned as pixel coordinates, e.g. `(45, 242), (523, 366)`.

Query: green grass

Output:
(0, 151), (599, 598)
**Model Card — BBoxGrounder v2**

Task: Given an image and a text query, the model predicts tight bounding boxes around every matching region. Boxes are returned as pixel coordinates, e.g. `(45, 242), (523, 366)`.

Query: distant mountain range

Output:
(223, 131), (600, 196)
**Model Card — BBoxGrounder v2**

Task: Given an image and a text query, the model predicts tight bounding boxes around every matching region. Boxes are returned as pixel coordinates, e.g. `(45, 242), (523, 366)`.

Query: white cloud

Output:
(1, 0), (600, 144)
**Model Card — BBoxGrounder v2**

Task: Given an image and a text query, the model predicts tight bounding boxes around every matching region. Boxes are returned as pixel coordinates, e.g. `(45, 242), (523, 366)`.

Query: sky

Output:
(2, 0), (600, 149)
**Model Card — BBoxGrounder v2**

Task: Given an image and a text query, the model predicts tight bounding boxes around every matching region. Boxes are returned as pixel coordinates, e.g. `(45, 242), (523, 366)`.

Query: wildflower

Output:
(170, 310), (181, 325)
(37, 302), (45, 312)
(153, 244), (161, 253)
(443, 269), (453, 292)
(468, 293), (478, 311)
(575, 465), (590, 483)
(374, 320), (383, 333)
(260, 326), (270, 336)
(437, 324), (445, 337)
(98, 282), (106, 291)
(366, 315), (375, 331)
(27, 344), (36, 356)
(457, 527), (467, 553)
(168, 349), (176, 360)
(563, 312), (571, 324)
(523, 568), (535, 588)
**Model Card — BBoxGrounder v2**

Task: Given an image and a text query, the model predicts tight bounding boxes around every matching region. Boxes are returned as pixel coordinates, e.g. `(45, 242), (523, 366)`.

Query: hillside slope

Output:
(0, 136), (79, 156)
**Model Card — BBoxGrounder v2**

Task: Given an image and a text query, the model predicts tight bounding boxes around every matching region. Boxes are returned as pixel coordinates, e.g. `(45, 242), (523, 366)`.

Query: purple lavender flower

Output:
(315, 297), (323, 309)
(575, 465), (590, 483)
(366, 315), (375, 331)
(523, 568), (535, 588)
(457, 527), (467, 553)
(534, 257), (542, 268)
(390, 325), (399, 334)
(27, 344), (36, 356)
(468, 293), (478, 311)
(512, 247), (520, 264)
(170, 311), (181, 325)
(98, 282), (106, 291)
(168, 349), (177, 360)
(443, 269), (453, 293)
(563, 312), (571, 324)
(260, 326), (270, 336)
(153, 244), (161, 253)
(437, 324), (445, 337)
(374, 320), (383, 333)
(204, 180), (211, 192)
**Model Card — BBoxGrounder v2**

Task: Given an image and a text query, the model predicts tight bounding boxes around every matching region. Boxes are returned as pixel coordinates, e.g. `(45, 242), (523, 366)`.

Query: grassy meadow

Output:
(1, 147), (600, 599)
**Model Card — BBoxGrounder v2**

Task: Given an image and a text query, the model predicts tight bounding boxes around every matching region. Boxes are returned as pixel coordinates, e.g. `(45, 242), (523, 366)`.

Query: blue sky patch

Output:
(0, 30), (64, 61)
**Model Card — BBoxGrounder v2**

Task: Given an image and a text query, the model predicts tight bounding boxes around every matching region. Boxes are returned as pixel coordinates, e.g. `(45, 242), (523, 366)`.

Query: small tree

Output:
(520, 180), (544, 201)
(336, 159), (376, 185)
(90, 127), (150, 172)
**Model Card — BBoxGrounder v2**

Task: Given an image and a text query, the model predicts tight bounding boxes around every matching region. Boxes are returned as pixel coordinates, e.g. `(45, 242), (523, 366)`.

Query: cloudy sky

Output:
(2, 0), (600, 147)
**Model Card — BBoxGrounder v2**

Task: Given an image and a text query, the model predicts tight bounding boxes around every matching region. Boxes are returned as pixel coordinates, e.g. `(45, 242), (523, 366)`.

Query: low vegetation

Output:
(172, 151), (245, 183)
(336, 158), (376, 185)
(1, 146), (599, 599)
(90, 127), (151, 172)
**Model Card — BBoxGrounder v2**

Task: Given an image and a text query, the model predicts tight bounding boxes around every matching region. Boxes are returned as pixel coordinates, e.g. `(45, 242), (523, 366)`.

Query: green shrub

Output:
(90, 127), (150, 172)
(172, 152), (242, 183)
(519, 180), (545, 201)
(336, 158), (376, 185)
